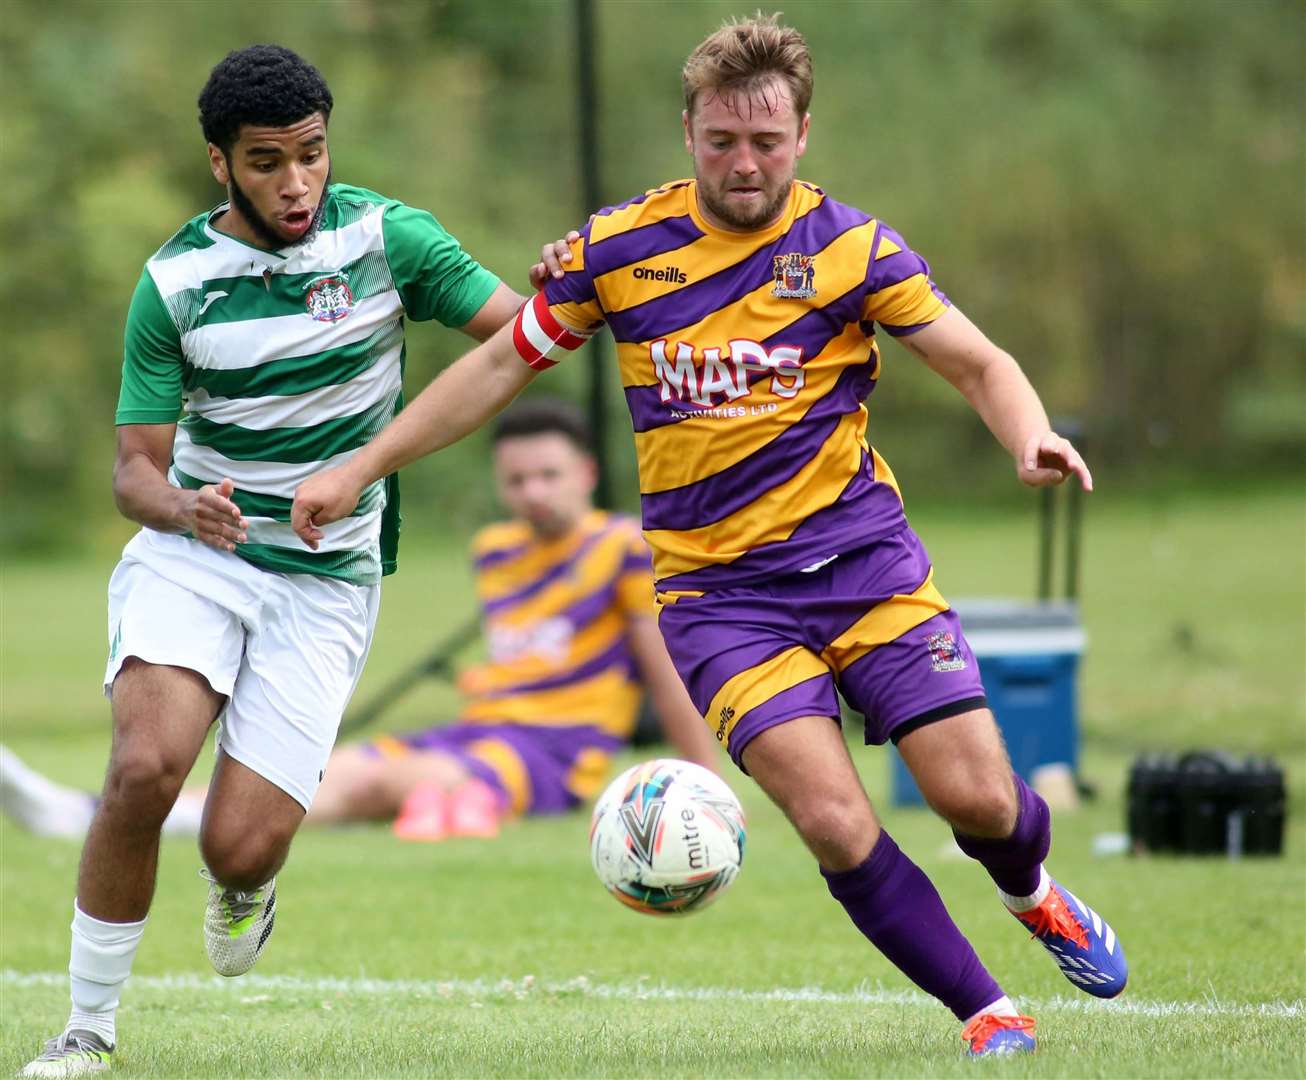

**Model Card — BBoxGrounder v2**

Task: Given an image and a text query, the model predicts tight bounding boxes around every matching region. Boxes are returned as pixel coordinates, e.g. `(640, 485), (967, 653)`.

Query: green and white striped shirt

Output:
(117, 184), (500, 586)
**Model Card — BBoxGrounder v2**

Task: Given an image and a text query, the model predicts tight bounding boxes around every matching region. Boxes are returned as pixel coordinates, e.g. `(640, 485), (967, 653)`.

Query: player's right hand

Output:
(186, 477), (248, 553)
(1017, 431), (1094, 492)
(291, 467), (362, 550)
(528, 230), (582, 289)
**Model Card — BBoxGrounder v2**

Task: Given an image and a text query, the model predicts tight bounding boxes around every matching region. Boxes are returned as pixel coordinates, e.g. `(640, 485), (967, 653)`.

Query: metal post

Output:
(1038, 485), (1055, 601)
(575, 0), (613, 507)
(1064, 481), (1082, 601)
(1058, 416), (1086, 602)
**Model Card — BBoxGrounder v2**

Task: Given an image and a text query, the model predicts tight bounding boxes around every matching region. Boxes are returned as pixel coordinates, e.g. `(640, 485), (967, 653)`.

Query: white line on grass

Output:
(2, 970), (1300, 1020)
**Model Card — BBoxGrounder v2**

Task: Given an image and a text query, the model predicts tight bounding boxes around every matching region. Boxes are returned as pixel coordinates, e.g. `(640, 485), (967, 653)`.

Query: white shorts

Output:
(104, 530), (380, 809)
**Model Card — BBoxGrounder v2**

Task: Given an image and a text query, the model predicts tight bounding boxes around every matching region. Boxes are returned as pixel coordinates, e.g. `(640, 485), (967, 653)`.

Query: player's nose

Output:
(732, 153), (758, 176)
(283, 164), (311, 198)
(729, 145), (758, 174)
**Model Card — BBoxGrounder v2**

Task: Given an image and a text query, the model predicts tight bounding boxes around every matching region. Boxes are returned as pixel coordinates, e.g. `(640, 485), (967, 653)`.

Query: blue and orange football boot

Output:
(962, 1013), (1037, 1057)
(1012, 878), (1127, 998)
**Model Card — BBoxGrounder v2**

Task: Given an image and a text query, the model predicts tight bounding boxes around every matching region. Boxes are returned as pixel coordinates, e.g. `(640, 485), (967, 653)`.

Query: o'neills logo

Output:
(633, 264), (688, 284)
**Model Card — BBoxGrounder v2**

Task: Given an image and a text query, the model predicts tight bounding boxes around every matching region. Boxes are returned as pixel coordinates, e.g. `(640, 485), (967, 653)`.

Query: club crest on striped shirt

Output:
(772, 252), (817, 299)
(304, 273), (354, 322)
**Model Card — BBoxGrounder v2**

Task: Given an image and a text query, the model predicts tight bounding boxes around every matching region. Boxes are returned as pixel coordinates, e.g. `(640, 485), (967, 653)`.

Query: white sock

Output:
(999, 865), (1051, 913)
(161, 791), (205, 836)
(0, 746), (96, 838)
(67, 901), (147, 1048)
(964, 994), (1019, 1027)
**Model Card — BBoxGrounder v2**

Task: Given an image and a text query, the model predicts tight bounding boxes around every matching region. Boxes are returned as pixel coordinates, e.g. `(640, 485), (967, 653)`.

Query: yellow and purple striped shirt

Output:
(512, 179), (949, 594)
(458, 511), (654, 736)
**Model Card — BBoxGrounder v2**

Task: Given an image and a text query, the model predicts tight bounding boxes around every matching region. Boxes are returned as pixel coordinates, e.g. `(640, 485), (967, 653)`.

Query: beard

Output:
(698, 173), (794, 231)
(227, 164), (332, 250)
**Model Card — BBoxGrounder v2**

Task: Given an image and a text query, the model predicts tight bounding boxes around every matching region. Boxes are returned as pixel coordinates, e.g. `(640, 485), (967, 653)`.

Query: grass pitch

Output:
(2, 487), (1302, 1077)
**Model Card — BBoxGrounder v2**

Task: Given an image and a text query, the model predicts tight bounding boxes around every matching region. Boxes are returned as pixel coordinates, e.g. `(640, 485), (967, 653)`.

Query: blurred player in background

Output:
(15, 44), (577, 1079)
(3, 399), (716, 845)
(290, 12), (1128, 1060)
(346, 398), (717, 839)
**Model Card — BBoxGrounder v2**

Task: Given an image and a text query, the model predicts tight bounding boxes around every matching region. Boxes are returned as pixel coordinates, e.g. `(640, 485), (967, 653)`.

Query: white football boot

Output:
(201, 869), (277, 977)
(18, 1030), (112, 1077)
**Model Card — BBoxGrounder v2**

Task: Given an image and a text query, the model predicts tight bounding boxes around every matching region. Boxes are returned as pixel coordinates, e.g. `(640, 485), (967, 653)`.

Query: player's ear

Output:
(682, 110), (693, 155)
(208, 144), (230, 185)
(795, 113), (810, 158)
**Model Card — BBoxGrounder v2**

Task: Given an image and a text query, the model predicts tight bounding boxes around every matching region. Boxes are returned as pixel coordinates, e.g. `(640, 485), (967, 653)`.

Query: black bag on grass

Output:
(1127, 751), (1285, 856)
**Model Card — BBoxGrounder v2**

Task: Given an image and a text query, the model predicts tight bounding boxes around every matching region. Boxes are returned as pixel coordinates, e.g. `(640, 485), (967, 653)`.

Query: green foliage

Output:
(2, 0), (1303, 553)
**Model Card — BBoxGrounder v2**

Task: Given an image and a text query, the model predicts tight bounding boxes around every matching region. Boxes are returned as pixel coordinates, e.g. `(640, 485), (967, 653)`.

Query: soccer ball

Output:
(589, 758), (746, 916)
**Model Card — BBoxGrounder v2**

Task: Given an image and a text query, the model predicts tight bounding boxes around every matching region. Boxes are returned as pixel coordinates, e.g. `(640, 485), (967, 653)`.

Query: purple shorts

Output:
(368, 723), (624, 815)
(656, 527), (987, 770)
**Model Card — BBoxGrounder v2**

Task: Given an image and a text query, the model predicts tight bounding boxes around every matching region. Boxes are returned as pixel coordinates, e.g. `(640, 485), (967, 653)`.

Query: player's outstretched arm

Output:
(114, 424), (248, 552)
(899, 306), (1093, 491)
(627, 614), (720, 773)
(458, 283), (531, 343)
(291, 322), (536, 548)
(457, 232), (583, 343)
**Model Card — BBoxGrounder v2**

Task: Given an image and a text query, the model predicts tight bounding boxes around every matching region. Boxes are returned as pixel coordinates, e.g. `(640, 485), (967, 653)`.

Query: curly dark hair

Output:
(493, 397), (593, 452)
(198, 44), (333, 152)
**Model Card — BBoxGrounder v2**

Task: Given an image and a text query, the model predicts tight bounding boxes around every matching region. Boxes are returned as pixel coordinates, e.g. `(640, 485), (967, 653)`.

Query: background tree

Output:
(2, 0), (1301, 553)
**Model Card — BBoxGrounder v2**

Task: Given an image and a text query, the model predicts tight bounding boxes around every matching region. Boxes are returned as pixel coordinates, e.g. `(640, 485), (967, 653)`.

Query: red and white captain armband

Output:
(512, 292), (592, 370)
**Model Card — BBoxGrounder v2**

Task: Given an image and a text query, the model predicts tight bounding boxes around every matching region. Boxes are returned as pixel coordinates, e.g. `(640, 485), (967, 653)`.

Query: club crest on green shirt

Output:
(304, 273), (354, 322)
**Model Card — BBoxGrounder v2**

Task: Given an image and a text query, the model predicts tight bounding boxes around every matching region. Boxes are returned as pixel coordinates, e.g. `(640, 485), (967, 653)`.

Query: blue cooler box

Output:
(890, 600), (1085, 806)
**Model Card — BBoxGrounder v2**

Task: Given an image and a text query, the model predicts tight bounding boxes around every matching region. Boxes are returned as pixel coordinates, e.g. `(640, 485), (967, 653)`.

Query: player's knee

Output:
(790, 794), (876, 868)
(322, 755), (395, 819)
(201, 821), (293, 890)
(347, 762), (395, 813)
(102, 743), (188, 824)
(941, 775), (1018, 839)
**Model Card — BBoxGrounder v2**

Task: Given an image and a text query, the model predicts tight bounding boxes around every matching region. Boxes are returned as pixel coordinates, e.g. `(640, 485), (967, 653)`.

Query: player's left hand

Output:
(291, 466), (364, 549)
(1018, 431), (1093, 491)
(528, 230), (581, 289)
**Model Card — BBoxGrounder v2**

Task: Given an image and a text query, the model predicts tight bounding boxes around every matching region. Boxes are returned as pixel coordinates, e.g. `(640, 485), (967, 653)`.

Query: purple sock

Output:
(953, 772), (1050, 898)
(821, 829), (1003, 1021)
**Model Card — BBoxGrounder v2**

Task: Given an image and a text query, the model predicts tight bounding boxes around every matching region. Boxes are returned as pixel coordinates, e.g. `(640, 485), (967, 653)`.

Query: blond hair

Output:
(682, 12), (813, 118)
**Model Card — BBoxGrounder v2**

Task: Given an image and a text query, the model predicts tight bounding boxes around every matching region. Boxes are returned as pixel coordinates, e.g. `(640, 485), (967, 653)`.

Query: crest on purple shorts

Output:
(926, 630), (967, 673)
